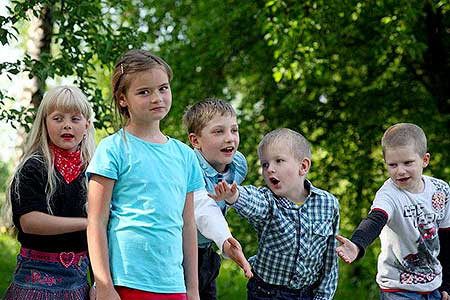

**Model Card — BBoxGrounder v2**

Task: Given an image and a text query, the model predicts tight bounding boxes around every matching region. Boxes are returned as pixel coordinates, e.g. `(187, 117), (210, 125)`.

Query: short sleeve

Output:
(86, 136), (121, 180)
(371, 189), (395, 222)
(186, 149), (205, 193)
(433, 179), (450, 228)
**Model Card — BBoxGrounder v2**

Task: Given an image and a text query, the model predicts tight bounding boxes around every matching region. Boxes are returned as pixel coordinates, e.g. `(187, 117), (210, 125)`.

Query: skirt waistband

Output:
(20, 247), (87, 268)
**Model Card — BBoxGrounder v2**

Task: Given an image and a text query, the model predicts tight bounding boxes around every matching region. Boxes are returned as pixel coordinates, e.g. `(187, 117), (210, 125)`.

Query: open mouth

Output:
(220, 146), (234, 154)
(397, 177), (409, 183)
(61, 133), (74, 138)
(269, 177), (280, 185)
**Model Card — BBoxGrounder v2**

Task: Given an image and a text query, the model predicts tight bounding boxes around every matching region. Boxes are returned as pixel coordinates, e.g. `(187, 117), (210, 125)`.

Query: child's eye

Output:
(261, 162), (269, 169)
(404, 161), (414, 166)
(72, 116), (82, 122)
(276, 159), (284, 163)
(160, 85), (170, 92)
(388, 163), (397, 168)
(231, 128), (239, 133)
(52, 116), (62, 122)
(138, 90), (150, 95)
(214, 129), (223, 134)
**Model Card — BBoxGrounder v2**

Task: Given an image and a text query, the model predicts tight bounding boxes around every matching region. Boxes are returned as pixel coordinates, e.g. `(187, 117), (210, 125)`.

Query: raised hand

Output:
(208, 181), (239, 204)
(223, 236), (253, 279)
(335, 235), (359, 264)
(442, 291), (449, 300)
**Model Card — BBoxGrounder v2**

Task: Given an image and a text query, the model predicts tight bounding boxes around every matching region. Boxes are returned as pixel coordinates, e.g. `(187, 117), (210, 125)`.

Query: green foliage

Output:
(0, 233), (19, 296)
(216, 259), (248, 299)
(1, 0), (450, 298)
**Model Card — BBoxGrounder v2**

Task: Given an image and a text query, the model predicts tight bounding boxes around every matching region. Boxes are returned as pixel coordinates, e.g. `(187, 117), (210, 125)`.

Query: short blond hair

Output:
(381, 123), (427, 156)
(258, 128), (311, 161)
(183, 98), (236, 135)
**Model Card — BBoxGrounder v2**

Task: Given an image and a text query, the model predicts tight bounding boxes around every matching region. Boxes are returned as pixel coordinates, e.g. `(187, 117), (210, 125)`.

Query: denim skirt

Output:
(3, 249), (90, 300)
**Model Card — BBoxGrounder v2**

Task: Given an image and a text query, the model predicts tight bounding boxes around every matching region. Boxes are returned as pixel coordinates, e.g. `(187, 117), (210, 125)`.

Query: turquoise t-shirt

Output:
(86, 129), (204, 293)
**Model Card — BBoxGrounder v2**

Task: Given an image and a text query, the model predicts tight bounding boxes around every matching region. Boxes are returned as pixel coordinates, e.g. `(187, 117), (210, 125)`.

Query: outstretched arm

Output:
(193, 189), (252, 278)
(222, 237), (253, 278)
(335, 235), (360, 264)
(336, 209), (387, 264)
(193, 189), (231, 250)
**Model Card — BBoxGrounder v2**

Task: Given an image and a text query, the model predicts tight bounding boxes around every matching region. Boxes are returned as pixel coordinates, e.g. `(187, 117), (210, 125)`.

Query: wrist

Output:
(225, 191), (239, 205)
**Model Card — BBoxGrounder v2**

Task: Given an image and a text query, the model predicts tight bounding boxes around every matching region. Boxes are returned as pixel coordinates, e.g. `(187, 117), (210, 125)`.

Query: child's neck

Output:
(287, 182), (309, 206)
(126, 123), (166, 144)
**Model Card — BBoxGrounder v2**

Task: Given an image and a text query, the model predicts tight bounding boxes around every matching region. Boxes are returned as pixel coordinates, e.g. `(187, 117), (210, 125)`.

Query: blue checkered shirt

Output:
(233, 180), (339, 300)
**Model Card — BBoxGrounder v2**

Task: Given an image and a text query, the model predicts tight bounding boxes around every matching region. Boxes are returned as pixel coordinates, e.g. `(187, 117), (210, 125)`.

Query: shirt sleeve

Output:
(351, 209), (388, 260)
(437, 180), (450, 228)
(186, 149), (206, 193)
(439, 228), (450, 293)
(313, 200), (340, 300)
(232, 186), (272, 230)
(11, 157), (49, 226)
(193, 189), (231, 251)
(85, 137), (120, 180)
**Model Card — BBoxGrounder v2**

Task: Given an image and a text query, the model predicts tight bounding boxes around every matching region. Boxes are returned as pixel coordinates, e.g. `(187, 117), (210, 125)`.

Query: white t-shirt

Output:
(371, 175), (450, 292)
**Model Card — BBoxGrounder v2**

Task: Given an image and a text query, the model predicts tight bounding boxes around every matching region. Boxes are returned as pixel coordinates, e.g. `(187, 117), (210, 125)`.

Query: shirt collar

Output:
(194, 148), (221, 178)
(274, 179), (326, 207)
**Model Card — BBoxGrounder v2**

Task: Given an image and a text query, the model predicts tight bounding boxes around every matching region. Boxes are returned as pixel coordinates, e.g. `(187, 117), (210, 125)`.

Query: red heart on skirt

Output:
(59, 252), (75, 268)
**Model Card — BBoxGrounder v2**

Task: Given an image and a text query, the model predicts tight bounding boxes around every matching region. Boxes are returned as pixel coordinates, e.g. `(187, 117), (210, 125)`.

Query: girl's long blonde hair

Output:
(2, 86), (95, 227)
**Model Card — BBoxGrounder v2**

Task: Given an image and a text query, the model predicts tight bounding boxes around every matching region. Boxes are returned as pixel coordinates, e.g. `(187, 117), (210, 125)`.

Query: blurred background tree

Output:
(1, 0), (449, 298)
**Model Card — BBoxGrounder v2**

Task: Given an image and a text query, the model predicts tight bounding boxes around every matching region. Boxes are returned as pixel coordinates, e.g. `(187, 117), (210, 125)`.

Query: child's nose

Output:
(151, 91), (163, 102)
(224, 131), (235, 142)
(397, 165), (406, 174)
(266, 165), (275, 173)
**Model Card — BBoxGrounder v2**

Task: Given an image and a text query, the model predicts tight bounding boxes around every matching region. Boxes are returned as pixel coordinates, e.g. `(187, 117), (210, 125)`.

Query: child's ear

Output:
(188, 133), (200, 149)
(422, 153), (430, 168)
(84, 119), (90, 131)
(118, 94), (127, 108)
(298, 157), (311, 176)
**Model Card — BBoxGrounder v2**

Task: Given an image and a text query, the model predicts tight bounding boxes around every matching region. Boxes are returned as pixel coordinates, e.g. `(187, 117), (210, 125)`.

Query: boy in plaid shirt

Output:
(210, 128), (339, 300)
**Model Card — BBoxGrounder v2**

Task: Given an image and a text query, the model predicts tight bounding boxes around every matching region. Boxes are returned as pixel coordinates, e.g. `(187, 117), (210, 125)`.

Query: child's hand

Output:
(442, 291), (449, 300)
(208, 181), (238, 204)
(89, 284), (96, 300)
(95, 286), (121, 300)
(186, 289), (200, 300)
(335, 235), (359, 264)
(223, 236), (253, 279)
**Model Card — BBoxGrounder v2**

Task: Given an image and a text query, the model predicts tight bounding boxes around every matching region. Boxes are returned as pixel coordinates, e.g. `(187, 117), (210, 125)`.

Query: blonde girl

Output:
(86, 49), (202, 300)
(3, 85), (95, 300)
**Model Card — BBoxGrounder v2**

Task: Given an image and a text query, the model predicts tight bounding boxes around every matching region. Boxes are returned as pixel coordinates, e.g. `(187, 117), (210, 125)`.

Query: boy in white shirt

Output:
(336, 123), (450, 300)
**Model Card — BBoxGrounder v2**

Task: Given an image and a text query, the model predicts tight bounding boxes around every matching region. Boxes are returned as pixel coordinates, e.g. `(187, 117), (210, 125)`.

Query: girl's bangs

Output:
(46, 87), (91, 118)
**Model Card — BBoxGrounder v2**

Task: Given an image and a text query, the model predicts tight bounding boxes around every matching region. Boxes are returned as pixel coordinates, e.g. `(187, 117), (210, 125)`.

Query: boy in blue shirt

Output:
(183, 98), (252, 300)
(211, 128), (340, 300)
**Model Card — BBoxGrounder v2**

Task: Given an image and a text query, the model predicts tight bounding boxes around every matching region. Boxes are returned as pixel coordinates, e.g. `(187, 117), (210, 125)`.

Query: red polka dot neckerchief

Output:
(50, 144), (82, 184)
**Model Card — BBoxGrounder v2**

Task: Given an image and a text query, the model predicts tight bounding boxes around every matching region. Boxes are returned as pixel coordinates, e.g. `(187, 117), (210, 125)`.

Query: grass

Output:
(0, 230), (19, 296)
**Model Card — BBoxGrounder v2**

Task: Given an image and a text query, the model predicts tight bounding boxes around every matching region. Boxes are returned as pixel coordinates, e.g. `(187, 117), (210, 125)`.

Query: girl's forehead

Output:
(47, 106), (83, 116)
